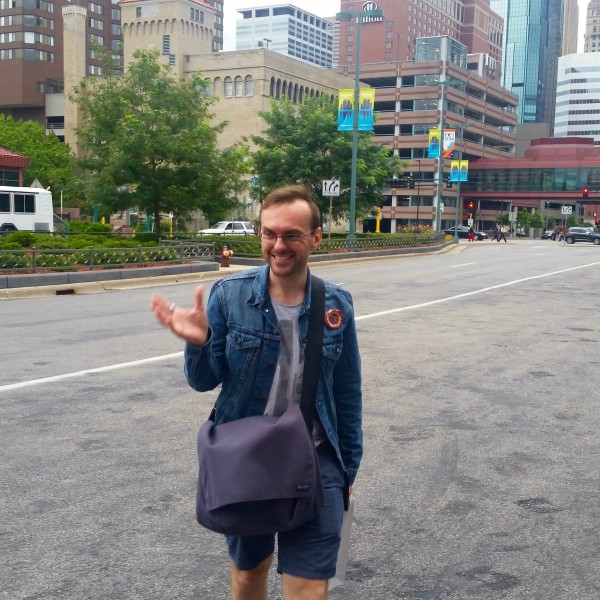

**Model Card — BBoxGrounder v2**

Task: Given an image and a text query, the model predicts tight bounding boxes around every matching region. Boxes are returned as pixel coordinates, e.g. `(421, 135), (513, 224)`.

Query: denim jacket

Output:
(184, 265), (363, 485)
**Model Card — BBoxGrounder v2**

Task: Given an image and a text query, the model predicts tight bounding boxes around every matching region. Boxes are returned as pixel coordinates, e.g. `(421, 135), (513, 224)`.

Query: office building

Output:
(236, 4), (334, 68)
(462, 137), (600, 228)
(337, 35), (518, 233)
(583, 0), (600, 52)
(0, 0), (124, 133)
(554, 52), (600, 145)
(338, 0), (504, 76)
(491, 0), (578, 131)
(203, 0), (223, 50)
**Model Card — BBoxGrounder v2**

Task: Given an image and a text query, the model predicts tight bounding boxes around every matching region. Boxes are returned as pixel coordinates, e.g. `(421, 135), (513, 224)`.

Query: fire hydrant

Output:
(220, 245), (234, 268)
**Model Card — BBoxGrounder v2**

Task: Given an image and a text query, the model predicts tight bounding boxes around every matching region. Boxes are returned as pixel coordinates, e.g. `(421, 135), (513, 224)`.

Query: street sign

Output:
(322, 179), (340, 196)
(561, 205), (573, 215)
(468, 218), (473, 226)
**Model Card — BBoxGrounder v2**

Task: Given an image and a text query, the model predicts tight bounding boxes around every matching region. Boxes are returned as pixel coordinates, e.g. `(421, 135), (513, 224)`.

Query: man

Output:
(150, 185), (363, 600)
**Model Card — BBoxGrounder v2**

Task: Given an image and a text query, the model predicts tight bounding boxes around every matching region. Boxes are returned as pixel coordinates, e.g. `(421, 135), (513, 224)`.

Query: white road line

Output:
(450, 262), (478, 268)
(0, 352), (183, 393)
(2, 261), (599, 392)
(355, 261), (600, 322)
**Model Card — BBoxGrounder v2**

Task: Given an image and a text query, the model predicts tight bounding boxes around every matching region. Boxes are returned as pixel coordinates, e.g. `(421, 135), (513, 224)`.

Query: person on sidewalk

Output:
(150, 185), (363, 600)
(468, 226), (475, 242)
(497, 225), (508, 242)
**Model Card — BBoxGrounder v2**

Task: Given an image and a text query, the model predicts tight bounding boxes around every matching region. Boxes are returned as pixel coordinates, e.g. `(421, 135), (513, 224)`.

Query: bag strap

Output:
(299, 275), (325, 431)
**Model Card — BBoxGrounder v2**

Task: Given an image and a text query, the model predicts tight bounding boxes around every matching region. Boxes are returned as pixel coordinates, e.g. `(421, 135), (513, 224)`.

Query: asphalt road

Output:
(2, 239), (600, 599)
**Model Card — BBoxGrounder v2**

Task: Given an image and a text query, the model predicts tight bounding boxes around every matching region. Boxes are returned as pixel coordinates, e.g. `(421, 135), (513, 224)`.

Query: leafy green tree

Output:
(0, 114), (77, 200)
(73, 50), (248, 237)
(529, 212), (544, 231)
(251, 95), (404, 223)
(516, 208), (531, 230)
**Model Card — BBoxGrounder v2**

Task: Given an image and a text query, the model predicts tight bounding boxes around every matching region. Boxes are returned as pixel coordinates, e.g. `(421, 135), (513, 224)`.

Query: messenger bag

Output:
(195, 275), (326, 536)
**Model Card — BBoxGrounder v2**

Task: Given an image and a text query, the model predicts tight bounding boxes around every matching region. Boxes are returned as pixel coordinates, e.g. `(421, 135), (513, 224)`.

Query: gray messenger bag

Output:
(195, 276), (326, 536)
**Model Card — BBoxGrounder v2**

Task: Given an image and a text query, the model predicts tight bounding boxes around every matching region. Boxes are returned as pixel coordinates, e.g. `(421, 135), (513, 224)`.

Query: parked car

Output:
(197, 221), (255, 236)
(563, 227), (600, 245)
(542, 230), (554, 239)
(442, 225), (488, 240)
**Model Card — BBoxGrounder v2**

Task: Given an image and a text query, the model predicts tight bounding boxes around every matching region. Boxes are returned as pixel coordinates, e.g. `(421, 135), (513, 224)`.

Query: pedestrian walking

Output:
(468, 226), (475, 242)
(150, 185), (363, 600)
(498, 225), (508, 242)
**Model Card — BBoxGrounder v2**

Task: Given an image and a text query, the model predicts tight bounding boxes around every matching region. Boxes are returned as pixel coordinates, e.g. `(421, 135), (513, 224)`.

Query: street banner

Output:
(442, 129), (456, 158)
(338, 90), (354, 131)
(358, 89), (375, 131)
(428, 128), (440, 158)
(450, 160), (460, 182)
(450, 160), (469, 182)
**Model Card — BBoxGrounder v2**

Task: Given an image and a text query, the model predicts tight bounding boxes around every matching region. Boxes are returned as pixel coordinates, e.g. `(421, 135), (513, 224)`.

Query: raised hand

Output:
(150, 285), (209, 346)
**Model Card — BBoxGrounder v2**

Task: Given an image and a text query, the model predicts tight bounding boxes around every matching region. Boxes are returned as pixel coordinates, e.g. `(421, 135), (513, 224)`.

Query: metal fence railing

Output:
(0, 243), (215, 273)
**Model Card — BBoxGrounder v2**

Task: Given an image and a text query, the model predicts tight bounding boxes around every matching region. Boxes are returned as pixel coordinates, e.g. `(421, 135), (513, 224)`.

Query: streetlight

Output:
(336, 6), (384, 246)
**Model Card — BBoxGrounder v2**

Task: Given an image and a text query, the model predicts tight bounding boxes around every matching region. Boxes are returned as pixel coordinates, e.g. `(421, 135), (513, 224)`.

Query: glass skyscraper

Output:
(491, 0), (578, 129)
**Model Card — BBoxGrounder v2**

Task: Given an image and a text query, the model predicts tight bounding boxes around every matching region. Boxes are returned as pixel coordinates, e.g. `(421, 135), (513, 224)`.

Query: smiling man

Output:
(150, 185), (362, 600)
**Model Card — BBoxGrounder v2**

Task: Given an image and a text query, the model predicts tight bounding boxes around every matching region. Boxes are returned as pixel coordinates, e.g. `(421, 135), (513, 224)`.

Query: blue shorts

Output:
(226, 442), (346, 580)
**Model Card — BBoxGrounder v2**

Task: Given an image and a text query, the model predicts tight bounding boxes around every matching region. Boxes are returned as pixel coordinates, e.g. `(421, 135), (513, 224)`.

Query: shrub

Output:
(135, 231), (159, 243)
(0, 250), (30, 269)
(4, 231), (35, 247)
(68, 221), (112, 233)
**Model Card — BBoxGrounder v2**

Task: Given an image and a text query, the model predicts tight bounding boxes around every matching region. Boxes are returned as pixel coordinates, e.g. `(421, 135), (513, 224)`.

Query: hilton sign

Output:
(360, 1), (384, 23)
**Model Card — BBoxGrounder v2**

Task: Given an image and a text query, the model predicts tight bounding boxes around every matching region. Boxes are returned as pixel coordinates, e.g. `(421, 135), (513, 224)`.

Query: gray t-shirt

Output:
(265, 301), (304, 416)
(265, 299), (326, 446)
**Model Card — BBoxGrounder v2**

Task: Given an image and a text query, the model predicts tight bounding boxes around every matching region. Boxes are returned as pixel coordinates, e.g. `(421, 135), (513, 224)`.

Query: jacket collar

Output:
(248, 265), (311, 314)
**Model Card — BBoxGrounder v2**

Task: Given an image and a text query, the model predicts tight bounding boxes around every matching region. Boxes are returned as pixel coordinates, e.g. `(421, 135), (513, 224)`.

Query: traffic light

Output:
(582, 186), (589, 198)
(466, 201), (475, 211)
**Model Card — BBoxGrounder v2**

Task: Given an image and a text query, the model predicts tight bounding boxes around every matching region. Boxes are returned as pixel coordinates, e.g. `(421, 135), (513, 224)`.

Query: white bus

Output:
(0, 186), (54, 233)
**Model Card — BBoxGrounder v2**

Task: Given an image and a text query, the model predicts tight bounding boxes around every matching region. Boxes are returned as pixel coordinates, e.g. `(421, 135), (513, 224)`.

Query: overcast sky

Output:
(223, 0), (589, 54)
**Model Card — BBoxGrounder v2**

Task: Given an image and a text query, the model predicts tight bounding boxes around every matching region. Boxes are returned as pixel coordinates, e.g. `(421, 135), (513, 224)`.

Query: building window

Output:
(136, 6), (141, 18)
(168, 54), (175, 66)
(88, 17), (104, 30)
(163, 35), (170, 55)
(245, 76), (253, 96)
(224, 77), (233, 97)
(235, 76), (243, 97)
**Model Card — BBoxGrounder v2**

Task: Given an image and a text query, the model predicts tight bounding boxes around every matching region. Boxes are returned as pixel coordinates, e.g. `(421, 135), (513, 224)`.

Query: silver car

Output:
(197, 221), (255, 236)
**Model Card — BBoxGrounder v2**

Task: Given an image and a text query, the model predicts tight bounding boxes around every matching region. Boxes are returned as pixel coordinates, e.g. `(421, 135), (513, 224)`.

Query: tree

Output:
(251, 95), (404, 224)
(516, 208), (531, 230)
(0, 114), (77, 200)
(73, 50), (247, 237)
(529, 211), (544, 232)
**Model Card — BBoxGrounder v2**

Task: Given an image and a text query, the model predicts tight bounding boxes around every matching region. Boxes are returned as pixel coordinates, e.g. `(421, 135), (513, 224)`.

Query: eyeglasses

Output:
(259, 228), (317, 245)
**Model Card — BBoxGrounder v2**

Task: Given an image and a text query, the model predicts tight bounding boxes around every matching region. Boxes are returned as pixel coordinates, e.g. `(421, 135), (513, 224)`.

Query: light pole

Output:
(448, 123), (476, 243)
(336, 7), (383, 246)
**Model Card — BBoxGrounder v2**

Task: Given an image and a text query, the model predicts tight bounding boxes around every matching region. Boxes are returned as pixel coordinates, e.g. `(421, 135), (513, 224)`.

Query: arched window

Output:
(213, 77), (221, 96)
(234, 76), (243, 97)
(224, 76), (233, 98)
(245, 75), (254, 97)
(270, 77), (275, 97)
(276, 78), (282, 99)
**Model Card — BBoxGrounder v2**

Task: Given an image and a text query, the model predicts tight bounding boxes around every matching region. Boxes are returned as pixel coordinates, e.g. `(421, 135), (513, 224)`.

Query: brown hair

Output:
(260, 185), (321, 230)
